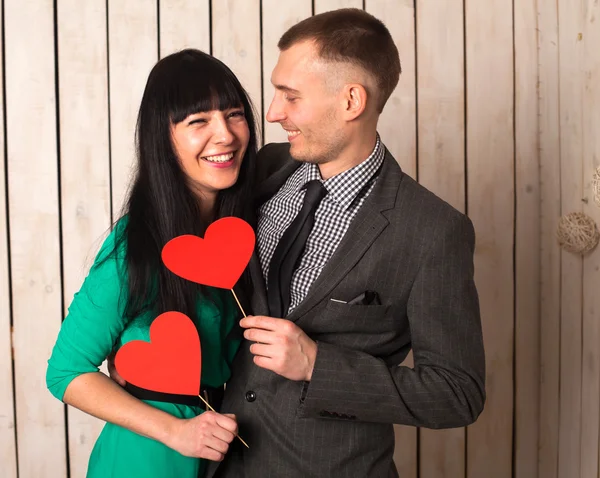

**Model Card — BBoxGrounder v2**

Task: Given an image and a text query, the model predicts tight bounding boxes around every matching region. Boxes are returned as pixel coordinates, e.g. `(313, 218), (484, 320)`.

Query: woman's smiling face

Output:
(170, 106), (250, 201)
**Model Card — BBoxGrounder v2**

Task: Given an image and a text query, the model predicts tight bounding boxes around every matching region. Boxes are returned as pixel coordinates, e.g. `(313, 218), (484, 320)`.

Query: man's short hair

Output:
(278, 8), (401, 113)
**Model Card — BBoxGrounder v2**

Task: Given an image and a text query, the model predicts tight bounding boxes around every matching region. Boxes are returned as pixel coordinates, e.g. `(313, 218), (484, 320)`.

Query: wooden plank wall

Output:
(514, 0), (540, 476)
(465, 1), (515, 476)
(549, 1), (600, 478)
(5, 1), (66, 478)
(580, 2), (600, 477)
(0, 2), (18, 477)
(1, 1), (599, 477)
(538, 0), (561, 476)
(57, 3), (111, 476)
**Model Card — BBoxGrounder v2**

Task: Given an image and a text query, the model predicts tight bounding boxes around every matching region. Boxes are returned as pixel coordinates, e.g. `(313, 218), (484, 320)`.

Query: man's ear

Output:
(341, 84), (368, 120)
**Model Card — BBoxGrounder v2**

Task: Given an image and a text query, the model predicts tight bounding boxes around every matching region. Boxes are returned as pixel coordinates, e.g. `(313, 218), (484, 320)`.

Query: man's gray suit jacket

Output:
(207, 143), (485, 478)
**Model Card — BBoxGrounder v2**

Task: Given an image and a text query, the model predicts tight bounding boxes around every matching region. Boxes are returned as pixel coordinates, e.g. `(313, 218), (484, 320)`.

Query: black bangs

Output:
(158, 50), (245, 124)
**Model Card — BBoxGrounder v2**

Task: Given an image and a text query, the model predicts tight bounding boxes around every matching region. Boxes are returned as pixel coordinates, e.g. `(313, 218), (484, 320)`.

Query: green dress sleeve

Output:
(46, 222), (128, 401)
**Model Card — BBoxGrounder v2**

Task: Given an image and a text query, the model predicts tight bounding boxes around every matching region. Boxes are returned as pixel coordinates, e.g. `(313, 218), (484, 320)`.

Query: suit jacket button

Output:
(245, 390), (256, 402)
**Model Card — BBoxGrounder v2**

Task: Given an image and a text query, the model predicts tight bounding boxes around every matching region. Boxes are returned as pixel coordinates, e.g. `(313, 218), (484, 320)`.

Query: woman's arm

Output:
(47, 227), (236, 461)
(63, 372), (237, 461)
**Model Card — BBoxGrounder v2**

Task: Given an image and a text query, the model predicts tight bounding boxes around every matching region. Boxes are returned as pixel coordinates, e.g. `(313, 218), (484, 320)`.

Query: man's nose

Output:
(266, 94), (285, 123)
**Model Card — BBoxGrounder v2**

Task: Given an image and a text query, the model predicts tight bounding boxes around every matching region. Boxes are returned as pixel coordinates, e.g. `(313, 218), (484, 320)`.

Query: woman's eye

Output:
(188, 118), (207, 125)
(228, 110), (245, 118)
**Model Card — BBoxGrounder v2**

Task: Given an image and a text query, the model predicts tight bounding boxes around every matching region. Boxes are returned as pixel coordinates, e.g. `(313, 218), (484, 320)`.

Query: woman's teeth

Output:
(202, 152), (234, 163)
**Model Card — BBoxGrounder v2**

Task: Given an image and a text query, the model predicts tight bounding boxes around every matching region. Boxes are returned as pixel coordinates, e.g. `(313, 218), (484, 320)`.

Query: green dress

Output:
(46, 219), (241, 478)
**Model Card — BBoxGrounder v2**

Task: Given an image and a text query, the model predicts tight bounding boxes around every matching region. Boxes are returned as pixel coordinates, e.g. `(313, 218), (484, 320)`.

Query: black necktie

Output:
(267, 180), (327, 317)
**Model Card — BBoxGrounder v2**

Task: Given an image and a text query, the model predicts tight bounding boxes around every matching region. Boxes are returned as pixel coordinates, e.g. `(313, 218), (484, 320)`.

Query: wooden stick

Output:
(230, 289), (247, 318)
(198, 394), (249, 449)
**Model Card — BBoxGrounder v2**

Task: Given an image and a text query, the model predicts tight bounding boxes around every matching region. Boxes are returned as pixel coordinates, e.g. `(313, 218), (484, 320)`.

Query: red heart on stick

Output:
(161, 217), (255, 289)
(114, 311), (201, 396)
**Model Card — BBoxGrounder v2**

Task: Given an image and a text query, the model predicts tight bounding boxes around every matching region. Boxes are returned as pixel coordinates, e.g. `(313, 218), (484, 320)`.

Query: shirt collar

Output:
(295, 134), (384, 210)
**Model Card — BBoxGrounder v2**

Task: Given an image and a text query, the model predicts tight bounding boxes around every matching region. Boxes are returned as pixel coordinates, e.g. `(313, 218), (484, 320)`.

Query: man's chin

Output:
(288, 145), (321, 164)
(288, 144), (305, 162)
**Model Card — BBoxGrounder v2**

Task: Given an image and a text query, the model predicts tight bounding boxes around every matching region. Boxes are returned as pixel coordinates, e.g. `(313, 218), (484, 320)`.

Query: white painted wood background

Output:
(0, 1), (598, 477)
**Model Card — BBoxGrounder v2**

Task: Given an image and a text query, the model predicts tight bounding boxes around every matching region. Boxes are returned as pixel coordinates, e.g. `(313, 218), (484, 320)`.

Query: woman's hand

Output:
(167, 412), (238, 461)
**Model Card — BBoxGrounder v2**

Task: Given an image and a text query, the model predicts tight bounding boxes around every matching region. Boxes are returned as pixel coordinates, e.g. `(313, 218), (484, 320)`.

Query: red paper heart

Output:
(114, 311), (201, 396)
(161, 216), (255, 289)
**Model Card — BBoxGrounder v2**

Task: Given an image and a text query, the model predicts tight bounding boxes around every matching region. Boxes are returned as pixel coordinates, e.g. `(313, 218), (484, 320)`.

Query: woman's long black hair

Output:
(111, 49), (258, 322)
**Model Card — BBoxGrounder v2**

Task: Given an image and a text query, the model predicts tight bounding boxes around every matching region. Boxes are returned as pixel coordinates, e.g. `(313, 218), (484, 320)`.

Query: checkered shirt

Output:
(257, 136), (385, 315)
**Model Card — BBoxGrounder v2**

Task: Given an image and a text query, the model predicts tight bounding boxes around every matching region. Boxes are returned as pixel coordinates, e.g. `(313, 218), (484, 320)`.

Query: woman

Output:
(46, 49), (258, 477)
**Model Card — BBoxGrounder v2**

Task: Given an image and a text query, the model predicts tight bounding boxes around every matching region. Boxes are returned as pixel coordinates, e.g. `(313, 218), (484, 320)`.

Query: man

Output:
(208, 8), (485, 478)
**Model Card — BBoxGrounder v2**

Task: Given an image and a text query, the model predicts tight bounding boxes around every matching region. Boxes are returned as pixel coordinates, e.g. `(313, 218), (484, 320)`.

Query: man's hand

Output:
(107, 349), (126, 387)
(167, 412), (238, 461)
(240, 315), (317, 381)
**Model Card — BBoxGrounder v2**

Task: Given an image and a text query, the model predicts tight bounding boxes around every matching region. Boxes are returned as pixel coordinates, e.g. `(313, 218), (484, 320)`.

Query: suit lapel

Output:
(286, 151), (402, 322)
(250, 147), (403, 321)
(248, 252), (269, 316)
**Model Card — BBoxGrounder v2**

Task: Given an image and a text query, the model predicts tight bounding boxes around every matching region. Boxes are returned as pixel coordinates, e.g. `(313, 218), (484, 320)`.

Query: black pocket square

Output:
(347, 290), (381, 306)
